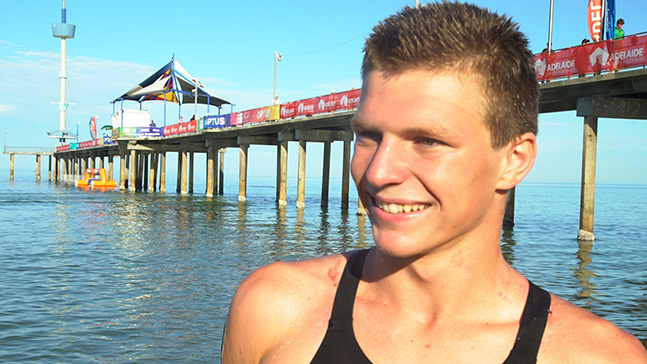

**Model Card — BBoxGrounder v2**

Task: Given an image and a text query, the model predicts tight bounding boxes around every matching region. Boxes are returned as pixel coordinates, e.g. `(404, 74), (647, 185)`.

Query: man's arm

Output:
(222, 263), (288, 364)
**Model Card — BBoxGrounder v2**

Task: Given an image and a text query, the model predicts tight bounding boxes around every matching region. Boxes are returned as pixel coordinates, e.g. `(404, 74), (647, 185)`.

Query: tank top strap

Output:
(329, 248), (370, 320)
(503, 280), (552, 364)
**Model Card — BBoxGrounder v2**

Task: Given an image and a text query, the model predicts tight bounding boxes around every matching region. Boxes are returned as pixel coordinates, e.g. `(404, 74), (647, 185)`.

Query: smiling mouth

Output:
(374, 198), (430, 214)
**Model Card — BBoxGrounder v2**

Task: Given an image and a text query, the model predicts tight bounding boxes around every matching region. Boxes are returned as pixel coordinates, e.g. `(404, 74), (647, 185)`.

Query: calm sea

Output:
(1, 170), (645, 362)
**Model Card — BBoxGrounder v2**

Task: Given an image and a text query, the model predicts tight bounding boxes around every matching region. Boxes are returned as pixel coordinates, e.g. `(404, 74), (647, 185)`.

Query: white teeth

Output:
(375, 199), (429, 214)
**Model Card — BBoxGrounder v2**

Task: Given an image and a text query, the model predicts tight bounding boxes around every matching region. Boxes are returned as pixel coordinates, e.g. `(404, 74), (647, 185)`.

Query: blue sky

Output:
(1, 0), (646, 184)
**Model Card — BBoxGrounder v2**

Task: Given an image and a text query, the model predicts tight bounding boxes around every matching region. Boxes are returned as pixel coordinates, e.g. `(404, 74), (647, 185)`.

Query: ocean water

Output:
(0, 172), (645, 362)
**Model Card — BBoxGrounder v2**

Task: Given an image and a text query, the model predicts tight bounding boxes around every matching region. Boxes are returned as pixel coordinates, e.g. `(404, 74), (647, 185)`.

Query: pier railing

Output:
(57, 89), (362, 152)
(534, 32), (647, 82)
(4, 146), (54, 155)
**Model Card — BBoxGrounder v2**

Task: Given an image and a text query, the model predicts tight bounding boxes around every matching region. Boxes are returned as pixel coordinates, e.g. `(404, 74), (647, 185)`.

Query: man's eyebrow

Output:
(350, 116), (373, 129)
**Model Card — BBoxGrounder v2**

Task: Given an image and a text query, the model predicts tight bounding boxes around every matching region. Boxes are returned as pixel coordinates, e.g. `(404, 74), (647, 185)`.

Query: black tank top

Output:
(310, 249), (551, 364)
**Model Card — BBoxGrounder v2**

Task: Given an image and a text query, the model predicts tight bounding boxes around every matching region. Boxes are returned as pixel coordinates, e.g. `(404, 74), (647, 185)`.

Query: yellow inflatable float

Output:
(75, 168), (118, 189)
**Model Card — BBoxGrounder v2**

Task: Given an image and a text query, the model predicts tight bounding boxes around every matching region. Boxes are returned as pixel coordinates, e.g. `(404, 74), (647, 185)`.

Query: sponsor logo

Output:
(589, 46), (609, 66)
(609, 47), (644, 61)
(535, 58), (547, 76)
(340, 94), (348, 107)
(547, 59), (576, 72)
(298, 102), (314, 114)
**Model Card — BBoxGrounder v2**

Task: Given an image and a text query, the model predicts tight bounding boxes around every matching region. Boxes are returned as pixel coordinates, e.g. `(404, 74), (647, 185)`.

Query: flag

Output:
(588, 0), (603, 42)
(89, 115), (98, 140)
(606, 0), (616, 40)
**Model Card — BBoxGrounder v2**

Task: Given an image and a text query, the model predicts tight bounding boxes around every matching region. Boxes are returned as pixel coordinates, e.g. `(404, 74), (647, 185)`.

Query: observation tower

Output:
(48, 1), (76, 144)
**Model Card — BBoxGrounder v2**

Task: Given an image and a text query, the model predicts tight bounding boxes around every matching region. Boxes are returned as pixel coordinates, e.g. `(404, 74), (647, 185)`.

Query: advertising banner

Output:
(77, 139), (103, 149)
(534, 34), (647, 81)
(89, 115), (98, 140)
(203, 114), (231, 129)
(163, 124), (178, 136)
(241, 105), (280, 125)
(56, 144), (71, 152)
(280, 89), (361, 119)
(187, 120), (198, 133)
(588, 0), (603, 42)
(134, 127), (164, 137)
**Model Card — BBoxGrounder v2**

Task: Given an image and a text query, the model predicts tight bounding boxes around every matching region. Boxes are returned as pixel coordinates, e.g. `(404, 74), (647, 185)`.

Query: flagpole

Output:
(601, 0), (607, 40)
(547, 0), (554, 52)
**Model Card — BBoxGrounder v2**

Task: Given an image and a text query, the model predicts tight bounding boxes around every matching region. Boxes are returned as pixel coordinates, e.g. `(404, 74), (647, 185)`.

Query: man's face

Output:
(351, 70), (509, 258)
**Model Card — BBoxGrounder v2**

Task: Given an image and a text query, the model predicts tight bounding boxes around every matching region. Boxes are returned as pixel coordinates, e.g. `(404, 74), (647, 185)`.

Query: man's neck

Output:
(360, 239), (527, 324)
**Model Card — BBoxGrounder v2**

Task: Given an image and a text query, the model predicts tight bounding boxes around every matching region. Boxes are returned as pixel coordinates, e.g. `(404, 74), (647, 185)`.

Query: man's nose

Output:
(364, 139), (408, 187)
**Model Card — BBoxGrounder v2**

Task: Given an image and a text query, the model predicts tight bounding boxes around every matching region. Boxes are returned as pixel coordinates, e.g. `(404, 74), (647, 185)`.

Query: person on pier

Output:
(223, 2), (647, 363)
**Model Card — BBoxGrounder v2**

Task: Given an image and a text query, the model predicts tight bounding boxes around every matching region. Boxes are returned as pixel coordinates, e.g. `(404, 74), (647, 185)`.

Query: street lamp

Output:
(273, 51), (282, 105)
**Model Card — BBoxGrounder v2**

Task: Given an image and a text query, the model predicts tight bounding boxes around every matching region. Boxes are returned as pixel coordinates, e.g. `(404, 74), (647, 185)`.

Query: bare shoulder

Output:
(222, 252), (351, 363)
(540, 294), (647, 363)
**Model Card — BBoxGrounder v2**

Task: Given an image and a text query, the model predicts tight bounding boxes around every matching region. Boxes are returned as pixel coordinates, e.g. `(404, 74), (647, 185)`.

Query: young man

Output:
(223, 3), (647, 363)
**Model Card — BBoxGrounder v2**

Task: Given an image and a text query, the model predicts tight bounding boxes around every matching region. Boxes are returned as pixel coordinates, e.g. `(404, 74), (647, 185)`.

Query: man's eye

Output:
(418, 137), (439, 147)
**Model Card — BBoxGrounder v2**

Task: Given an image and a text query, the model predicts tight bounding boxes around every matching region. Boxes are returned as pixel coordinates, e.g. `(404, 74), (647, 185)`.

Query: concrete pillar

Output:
(48, 156), (52, 180)
(321, 141), (331, 208)
(176, 151), (182, 193)
(238, 144), (248, 202)
(277, 140), (288, 206)
(66, 158), (72, 180)
(181, 148), (188, 195)
(206, 144), (215, 197)
(108, 153), (114, 180)
(160, 152), (166, 193)
(129, 149), (137, 192)
(9, 154), (14, 180)
(124, 151), (130, 189)
(189, 151), (194, 194)
(297, 139), (306, 208)
(219, 148), (225, 195)
(341, 140), (351, 210)
(503, 187), (515, 227)
(149, 153), (157, 193)
(143, 153), (149, 191)
(119, 152), (127, 190)
(578, 115), (598, 241)
(53, 156), (58, 182)
(36, 155), (41, 181)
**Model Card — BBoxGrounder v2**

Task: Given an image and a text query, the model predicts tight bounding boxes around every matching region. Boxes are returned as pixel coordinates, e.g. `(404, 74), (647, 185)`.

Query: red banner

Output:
(279, 89), (361, 119)
(534, 34), (647, 81)
(56, 144), (71, 152)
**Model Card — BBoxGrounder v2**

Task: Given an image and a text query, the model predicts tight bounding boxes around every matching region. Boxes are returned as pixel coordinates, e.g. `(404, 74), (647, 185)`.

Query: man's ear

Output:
(496, 132), (537, 190)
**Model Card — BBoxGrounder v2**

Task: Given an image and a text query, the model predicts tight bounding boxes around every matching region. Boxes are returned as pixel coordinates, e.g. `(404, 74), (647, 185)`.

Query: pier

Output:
(47, 110), (355, 210)
(3, 145), (53, 182)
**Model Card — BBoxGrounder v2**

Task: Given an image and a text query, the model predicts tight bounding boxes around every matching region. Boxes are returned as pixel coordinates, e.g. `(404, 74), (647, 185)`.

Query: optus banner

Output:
(235, 105), (280, 125)
(534, 34), (647, 81)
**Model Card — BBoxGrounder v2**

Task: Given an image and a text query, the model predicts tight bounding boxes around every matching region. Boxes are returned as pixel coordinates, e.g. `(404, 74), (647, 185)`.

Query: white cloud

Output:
(0, 104), (17, 113)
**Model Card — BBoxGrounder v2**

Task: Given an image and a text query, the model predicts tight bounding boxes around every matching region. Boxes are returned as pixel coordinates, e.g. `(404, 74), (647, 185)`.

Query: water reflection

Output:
(572, 239), (598, 309)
